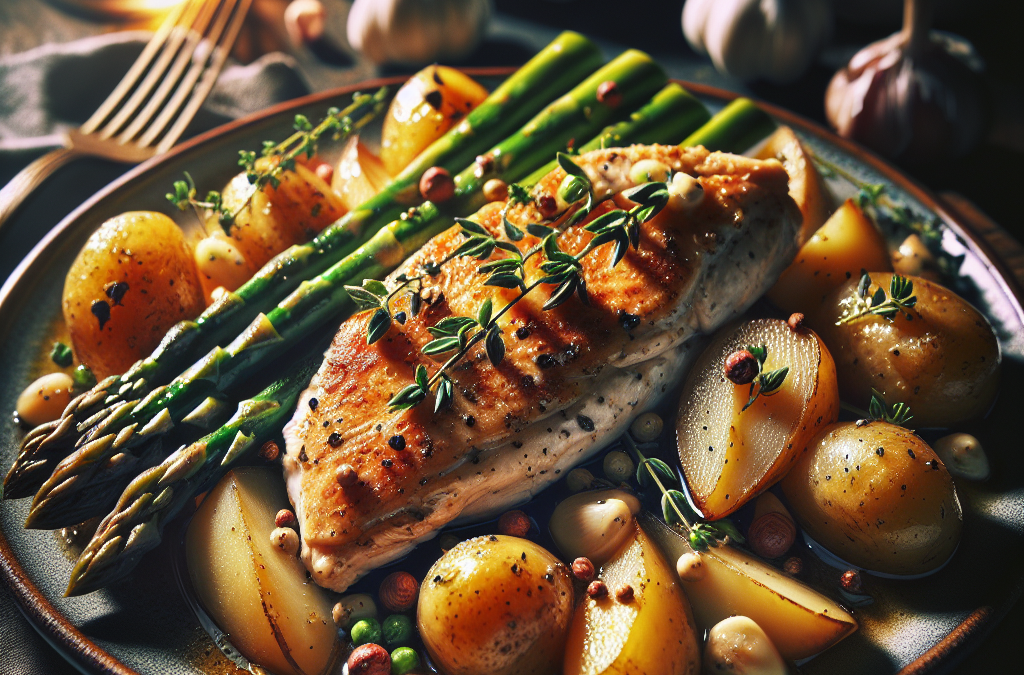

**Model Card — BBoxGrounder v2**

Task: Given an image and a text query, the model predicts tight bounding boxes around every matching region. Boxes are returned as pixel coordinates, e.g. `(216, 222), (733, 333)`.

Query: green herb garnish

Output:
(50, 342), (73, 367)
(838, 273), (917, 325)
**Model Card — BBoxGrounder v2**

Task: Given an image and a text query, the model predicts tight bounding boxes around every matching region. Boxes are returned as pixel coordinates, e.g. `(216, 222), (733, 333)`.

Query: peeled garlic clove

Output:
(677, 551), (707, 582)
(548, 489), (641, 565)
(333, 593), (377, 630)
(667, 172), (703, 211)
(284, 0), (326, 46)
(704, 616), (787, 675)
(17, 372), (74, 427)
(891, 233), (938, 279)
(934, 433), (989, 481)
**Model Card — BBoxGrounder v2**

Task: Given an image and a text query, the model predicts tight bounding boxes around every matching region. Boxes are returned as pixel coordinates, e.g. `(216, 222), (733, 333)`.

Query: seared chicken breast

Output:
(283, 144), (800, 591)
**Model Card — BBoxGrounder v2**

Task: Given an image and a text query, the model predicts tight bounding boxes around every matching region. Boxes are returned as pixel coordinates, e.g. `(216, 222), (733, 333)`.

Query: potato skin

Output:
(781, 421), (962, 575)
(217, 157), (345, 269)
(62, 211), (205, 379)
(417, 535), (573, 675)
(810, 273), (1000, 428)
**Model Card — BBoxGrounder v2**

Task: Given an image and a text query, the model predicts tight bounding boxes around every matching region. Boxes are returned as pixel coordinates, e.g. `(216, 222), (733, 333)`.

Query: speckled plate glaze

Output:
(1, 72), (1021, 675)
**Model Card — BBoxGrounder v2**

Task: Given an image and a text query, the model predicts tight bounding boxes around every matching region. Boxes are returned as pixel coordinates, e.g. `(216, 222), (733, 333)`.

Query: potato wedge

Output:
(641, 514), (857, 661)
(809, 273), (1000, 428)
(755, 126), (833, 245)
(186, 468), (339, 675)
(563, 522), (700, 675)
(781, 421), (963, 575)
(62, 211), (205, 379)
(676, 318), (839, 519)
(418, 535), (573, 675)
(380, 65), (488, 176)
(767, 199), (892, 315)
(331, 136), (391, 212)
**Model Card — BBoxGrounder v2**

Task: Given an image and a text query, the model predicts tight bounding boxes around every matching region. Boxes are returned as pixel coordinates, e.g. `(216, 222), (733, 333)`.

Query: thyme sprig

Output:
(167, 88), (388, 231)
(810, 151), (963, 280)
(868, 389), (914, 426)
(740, 345), (790, 412)
(622, 433), (744, 552)
(838, 273), (917, 325)
(348, 153), (671, 413)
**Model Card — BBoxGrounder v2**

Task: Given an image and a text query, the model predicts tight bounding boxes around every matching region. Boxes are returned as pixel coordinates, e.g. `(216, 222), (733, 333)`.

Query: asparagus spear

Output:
(681, 97), (775, 153)
(65, 350), (324, 596)
(23, 51), (668, 530)
(520, 82), (711, 187)
(4, 32), (604, 499)
(58, 89), (774, 598)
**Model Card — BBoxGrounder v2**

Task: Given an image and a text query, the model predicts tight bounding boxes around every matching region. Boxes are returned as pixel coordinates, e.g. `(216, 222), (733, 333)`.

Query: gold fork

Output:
(0, 0), (252, 230)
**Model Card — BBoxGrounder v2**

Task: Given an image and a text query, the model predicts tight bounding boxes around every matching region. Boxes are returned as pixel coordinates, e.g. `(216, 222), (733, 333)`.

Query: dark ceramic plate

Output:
(1, 73), (1021, 675)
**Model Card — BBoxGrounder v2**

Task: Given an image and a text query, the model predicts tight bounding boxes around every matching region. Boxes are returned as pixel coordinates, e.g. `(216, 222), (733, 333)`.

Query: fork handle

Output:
(0, 146), (82, 232)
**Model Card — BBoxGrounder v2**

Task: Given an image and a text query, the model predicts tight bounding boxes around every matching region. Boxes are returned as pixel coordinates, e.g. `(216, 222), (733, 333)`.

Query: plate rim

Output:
(1, 69), (1020, 675)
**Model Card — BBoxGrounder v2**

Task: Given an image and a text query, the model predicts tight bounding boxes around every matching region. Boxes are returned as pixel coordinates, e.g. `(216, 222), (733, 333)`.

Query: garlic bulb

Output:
(548, 489), (641, 565)
(825, 0), (987, 163)
(682, 0), (833, 83)
(347, 0), (491, 66)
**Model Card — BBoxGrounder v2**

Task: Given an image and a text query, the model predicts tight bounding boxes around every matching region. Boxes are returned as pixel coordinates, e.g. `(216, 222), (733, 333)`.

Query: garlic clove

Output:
(667, 172), (704, 211)
(676, 551), (707, 582)
(892, 234), (939, 281)
(548, 489), (641, 566)
(933, 433), (990, 481)
(704, 616), (788, 675)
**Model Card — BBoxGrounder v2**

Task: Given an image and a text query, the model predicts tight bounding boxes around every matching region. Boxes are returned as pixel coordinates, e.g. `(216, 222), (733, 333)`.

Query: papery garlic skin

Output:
(347, 0), (491, 66)
(682, 0), (832, 84)
(825, 0), (987, 162)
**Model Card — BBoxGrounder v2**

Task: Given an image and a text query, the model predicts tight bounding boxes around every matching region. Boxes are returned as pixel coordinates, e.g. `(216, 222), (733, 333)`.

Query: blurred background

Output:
(0, 1), (1020, 673)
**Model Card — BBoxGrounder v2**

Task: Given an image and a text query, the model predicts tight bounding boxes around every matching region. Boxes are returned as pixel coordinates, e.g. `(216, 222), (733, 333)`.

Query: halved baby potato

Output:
(676, 318), (839, 519)
(767, 198), (892, 315)
(642, 514), (857, 662)
(186, 467), (339, 675)
(563, 521), (701, 675)
(754, 125), (833, 245)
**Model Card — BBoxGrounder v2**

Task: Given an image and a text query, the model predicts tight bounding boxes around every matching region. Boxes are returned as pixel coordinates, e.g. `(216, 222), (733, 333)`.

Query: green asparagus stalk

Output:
(521, 83), (711, 187)
(5, 32), (604, 499)
(53, 84), (719, 593)
(23, 51), (668, 530)
(681, 97), (775, 153)
(65, 351), (323, 596)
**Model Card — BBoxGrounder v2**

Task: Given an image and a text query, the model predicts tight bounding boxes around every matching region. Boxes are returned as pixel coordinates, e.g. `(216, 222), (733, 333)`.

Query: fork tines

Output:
(81, 0), (252, 155)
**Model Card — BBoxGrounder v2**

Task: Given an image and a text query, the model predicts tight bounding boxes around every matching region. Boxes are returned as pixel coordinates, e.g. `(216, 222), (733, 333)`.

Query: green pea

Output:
(390, 647), (420, 675)
(382, 613), (414, 646)
(349, 617), (382, 646)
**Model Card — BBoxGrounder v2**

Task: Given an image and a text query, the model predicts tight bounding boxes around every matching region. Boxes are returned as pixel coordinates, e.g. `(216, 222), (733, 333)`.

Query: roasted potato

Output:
(754, 125), (833, 245)
(380, 65), (489, 177)
(563, 522), (700, 675)
(331, 136), (391, 212)
(644, 514), (858, 662)
(781, 421), (962, 575)
(767, 199), (892, 315)
(62, 211), (205, 379)
(186, 468), (339, 675)
(810, 272), (1000, 428)
(217, 156), (346, 268)
(676, 318), (839, 519)
(418, 535), (573, 675)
